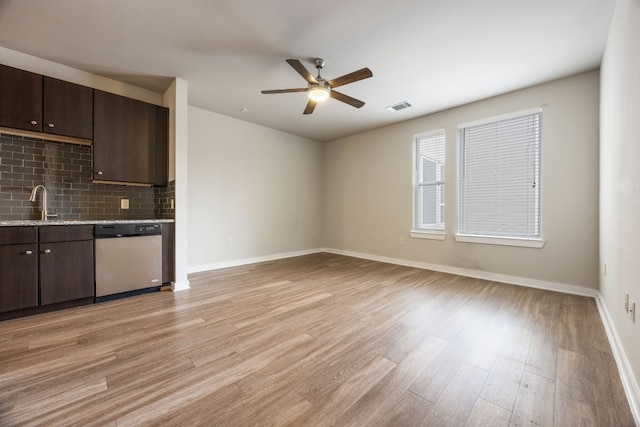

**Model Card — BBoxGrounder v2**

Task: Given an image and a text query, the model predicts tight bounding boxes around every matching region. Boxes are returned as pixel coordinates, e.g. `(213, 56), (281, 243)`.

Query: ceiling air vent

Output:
(385, 101), (412, 112)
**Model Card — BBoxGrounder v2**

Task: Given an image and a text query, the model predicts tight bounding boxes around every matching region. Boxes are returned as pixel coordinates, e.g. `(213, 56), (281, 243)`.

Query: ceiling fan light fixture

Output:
(308, 85), (330, 102)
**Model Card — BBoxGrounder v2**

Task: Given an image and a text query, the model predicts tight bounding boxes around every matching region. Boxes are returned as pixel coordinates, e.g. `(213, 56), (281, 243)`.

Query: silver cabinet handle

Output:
(30, 120), (38, 125)
(97, 171), (103, 175)
(47, 123), (55, 128)
(25, 250), (33, 255)
(44, 249), (51, 254)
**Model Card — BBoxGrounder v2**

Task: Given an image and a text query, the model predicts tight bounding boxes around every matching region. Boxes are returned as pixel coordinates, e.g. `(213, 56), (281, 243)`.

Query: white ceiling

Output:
(0, 0), (616, 142)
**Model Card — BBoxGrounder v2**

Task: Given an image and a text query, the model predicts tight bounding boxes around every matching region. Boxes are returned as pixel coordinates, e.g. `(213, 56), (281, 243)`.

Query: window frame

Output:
(412, 129), (446, 239)
(455, 108), (545, 248)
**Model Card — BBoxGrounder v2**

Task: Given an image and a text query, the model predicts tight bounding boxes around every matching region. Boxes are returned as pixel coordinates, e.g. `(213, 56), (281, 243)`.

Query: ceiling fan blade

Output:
(261, 88), (308, 94)
(328, 67), (373, 88)
(286, 59), (317, 84)
(303, 99), (317, 115)
(330, 90), (365, 108)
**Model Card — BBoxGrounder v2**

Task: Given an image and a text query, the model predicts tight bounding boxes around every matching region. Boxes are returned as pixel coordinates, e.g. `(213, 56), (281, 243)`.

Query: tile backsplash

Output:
(154, 180), (175, 220)
(0, 133), (175, 221)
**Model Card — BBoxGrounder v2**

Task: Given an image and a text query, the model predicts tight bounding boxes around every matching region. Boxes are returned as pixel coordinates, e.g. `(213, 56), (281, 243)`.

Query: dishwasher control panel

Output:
(95, 223), (162, 238)
(135, 224), (161, 234)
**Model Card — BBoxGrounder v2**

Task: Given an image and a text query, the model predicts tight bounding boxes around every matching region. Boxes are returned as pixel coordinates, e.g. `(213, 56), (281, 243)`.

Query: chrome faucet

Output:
(29, 185), (57, 220)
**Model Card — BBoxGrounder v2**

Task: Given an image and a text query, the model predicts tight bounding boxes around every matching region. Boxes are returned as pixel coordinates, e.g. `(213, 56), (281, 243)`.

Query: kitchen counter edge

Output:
(0, 219), (175, 227)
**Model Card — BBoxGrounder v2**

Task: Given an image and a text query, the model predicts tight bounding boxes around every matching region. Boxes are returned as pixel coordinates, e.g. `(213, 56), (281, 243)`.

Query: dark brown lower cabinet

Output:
(39, 225), (94, 306)
(39, 240), (94, 305)
(0, 243), (38, 313)
(0, 227), (38, 313)
(0, 225), (94, 320)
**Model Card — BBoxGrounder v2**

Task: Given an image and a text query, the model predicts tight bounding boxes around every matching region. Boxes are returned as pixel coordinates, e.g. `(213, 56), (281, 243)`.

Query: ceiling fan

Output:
(261, 58), (373, 115)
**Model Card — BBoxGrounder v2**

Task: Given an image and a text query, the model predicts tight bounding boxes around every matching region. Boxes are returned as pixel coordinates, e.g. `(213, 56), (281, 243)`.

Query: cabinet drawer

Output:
(0, 227), (37, 245)
(39, 225), (94, 243)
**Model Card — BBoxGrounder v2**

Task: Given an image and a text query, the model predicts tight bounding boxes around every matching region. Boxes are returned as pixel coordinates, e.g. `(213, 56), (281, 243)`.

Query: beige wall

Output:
(324, 70), (600, 292)
(600, 0), (640, 417)
(187, 106), (323, 271)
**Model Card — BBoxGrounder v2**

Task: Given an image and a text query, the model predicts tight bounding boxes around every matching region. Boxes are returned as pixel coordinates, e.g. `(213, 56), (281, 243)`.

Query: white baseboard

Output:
(595, 295), (640, 425)
(188, 246), (598, 297)
(171, 280), (191, 292)
(323, 248), (598, 297)
(187, 248), (324, 274)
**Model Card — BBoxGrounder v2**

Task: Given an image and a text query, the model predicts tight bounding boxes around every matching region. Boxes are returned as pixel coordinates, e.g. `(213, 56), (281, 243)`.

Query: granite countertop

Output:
(0, 219), (175, 227)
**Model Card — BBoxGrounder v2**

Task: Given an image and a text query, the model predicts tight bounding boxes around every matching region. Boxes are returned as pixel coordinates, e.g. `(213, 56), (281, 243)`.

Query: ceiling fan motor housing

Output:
(311, 78), (330, 89)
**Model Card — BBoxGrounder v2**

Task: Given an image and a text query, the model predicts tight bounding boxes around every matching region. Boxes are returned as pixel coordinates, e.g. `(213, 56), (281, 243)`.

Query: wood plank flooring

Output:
(0, 253), (635, 426)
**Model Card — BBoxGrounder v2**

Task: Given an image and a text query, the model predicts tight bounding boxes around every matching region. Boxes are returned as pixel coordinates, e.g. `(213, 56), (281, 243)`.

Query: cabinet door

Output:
(0, 64), (42, 132)
(0, 244), (38, 313)
(43, 77), (93, 140)
(39, 240), (94, 305)
(93, 90), (156, 184)
(154, 105), (169, 186)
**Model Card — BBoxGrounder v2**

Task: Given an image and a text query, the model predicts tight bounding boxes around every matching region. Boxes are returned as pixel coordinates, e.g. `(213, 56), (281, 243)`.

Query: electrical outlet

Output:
(170, 198), (175, 210)
(227, 238), (233, 246)
(399, 237), (404, 245)
(630, 301), (636, 323)
(625, 291), (629, 313)
(120, 199), (129, 209)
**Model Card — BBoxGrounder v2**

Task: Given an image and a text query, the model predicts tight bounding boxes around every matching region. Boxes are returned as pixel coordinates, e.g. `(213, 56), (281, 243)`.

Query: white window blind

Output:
(458, 109), (542, 239)
(414, 129), (445, 232)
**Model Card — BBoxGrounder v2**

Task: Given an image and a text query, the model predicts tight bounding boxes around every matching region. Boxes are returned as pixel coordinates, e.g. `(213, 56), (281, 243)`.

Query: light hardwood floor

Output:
(0, 253), (635, 426)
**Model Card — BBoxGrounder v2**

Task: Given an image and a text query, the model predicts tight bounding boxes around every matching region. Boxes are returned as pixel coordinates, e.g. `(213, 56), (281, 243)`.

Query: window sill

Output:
(410, 231), (446, 241)
(454, 234), (545, 248)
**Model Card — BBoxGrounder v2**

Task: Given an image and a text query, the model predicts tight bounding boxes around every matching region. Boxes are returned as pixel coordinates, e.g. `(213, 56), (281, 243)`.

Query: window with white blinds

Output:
(413, 129), (445, 232)
(457, 109), (542, 239)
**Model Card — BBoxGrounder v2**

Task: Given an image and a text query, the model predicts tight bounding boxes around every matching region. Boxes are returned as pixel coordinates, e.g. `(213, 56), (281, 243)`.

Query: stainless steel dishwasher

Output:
(94, 223), (162, 302)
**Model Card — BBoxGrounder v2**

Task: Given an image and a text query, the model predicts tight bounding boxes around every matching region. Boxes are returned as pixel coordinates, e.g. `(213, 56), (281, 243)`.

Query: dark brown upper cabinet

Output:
(93, 90), (168, 186)
(43, 76), (93, 140)
(0, 64), (42, 132)
(0, 64), (93, 141)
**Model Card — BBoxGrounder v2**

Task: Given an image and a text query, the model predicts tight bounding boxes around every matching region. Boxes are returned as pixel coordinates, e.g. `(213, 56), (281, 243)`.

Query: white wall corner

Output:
(595, 294), (640, 425)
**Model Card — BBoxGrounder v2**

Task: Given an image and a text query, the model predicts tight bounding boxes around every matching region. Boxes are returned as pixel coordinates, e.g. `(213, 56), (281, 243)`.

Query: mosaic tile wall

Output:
(0, 133), (175, 221)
